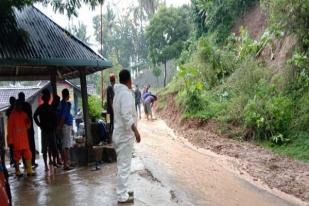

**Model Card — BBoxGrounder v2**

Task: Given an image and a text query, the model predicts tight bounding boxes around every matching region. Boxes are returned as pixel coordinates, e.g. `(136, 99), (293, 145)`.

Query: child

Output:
(7, 100), (35, 176)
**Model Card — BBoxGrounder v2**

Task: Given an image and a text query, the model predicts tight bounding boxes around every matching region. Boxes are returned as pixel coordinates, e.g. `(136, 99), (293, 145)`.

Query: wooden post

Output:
(50, 69), (57, 95)
(80, 68), (91, 165)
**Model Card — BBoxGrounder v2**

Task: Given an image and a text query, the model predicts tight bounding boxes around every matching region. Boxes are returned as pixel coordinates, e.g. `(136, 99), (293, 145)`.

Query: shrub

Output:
(291, 91), (309, 132)
(244, 80), (292, 141)
(88, 95), (102, 121)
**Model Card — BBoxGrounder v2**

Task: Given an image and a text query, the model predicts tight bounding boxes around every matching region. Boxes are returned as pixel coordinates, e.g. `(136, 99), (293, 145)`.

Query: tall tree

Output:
(93, 3), (149, 70)
(67, 21), (91, 45)
(146, 6), (192, 86)
(93, 4), (116, 57)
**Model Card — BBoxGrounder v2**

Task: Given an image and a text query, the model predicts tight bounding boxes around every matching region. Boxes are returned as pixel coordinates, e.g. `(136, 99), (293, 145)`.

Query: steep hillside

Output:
(156, 0), (309, 162)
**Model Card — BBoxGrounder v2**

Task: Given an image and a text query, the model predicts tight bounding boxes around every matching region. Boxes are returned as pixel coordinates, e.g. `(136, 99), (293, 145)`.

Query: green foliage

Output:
(88, 95), (102, 121)
(192, 0), (257, 42)
(146, 5), (192, 86)
(43, 0), (104, 18)
(291, 91), (309, 132)
(236, 27), (258, 60)
(152, 66), (162, 85)
(243, 80), (292, 141)
(266, 131), (309, 162)
(289, 52), (309, 92)
(67, 21), (91, 45)
(262, 0), (309, 50)
(157, 0), (309, 160)
(93, 3), (148, 69)
(0, 0), (104, 19)
(195, 37), (236, 86)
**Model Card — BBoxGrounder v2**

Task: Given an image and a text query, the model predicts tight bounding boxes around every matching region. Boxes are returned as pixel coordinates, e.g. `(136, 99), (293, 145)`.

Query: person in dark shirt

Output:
(134, 85), (142, 119)
(5, 96), (16, 118)
(106, 74), (116, 143)
(18, 92), (38, 168)
(52, 94), (63, 165)
(5, 96), (16, 166)
(33, 89), (58, 171)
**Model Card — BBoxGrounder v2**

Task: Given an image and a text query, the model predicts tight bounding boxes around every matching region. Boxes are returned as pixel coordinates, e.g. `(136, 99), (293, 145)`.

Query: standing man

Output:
(134, 85), (142, 119)
(18, 92), (38, 168)
(59, 89), (73, 170)
(106, 74), (116, 143)
(113, 69), (141, 203)
(33, 89), (58, 171)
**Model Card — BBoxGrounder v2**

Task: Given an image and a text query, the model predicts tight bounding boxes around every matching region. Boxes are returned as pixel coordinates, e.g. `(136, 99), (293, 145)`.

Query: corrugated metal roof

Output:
(0, 6), (112, 80)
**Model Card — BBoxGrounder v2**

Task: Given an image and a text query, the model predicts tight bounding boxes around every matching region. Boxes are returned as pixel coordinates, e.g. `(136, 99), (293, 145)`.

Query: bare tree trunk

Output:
(164, 61), (167, 87)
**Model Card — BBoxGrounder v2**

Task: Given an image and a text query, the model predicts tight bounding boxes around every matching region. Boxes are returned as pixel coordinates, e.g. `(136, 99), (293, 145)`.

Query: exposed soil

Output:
(156, 94), (309, 203)
(232, 2), (297, 75)
(260, 35), (297, 72)
(232, 3), (267, 40)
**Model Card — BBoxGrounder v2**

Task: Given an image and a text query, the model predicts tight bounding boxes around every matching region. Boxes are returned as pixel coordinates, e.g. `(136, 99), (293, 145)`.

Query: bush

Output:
(88, 95), (102, 121)
(291, 91), (309, 132)
(243, 80), (292, 141)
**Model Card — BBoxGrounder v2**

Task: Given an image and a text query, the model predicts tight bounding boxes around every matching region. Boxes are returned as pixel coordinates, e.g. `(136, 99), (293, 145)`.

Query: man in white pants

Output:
(113, 69), (141, 203)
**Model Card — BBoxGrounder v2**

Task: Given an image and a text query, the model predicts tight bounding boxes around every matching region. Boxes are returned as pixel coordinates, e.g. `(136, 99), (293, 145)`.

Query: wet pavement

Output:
(8, 118), (306, 206)
(9, 157), (176, 206)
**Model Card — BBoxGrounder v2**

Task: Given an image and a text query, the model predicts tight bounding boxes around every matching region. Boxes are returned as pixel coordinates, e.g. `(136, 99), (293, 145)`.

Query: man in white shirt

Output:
(113, 69), (141, 203)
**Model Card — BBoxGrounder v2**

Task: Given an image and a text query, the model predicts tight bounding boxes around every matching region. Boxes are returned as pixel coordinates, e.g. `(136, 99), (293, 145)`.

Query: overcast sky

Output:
(35, 0), (191, 51)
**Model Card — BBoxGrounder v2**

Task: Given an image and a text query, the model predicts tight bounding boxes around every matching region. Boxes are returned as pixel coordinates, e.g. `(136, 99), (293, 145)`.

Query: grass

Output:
(261, 131), (309, 162)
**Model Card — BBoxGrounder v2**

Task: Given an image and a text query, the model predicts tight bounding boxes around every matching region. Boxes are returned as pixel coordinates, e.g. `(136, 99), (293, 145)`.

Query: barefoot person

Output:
(33, 89), (58, 171)
(113, 69), (141, 203)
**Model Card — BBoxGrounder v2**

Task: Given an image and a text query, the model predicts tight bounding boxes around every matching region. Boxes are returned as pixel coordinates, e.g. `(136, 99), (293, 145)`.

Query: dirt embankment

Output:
(232, 2), (267, 40)
(156, 95), (309, 203)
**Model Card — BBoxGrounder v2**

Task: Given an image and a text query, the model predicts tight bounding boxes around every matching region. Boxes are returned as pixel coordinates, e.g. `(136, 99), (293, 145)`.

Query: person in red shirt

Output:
(7, 100), (35, 176)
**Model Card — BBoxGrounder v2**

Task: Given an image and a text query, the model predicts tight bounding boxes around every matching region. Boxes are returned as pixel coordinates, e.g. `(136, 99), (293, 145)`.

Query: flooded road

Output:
(134, 118), (305, 206)
(9, 117), (305, 205)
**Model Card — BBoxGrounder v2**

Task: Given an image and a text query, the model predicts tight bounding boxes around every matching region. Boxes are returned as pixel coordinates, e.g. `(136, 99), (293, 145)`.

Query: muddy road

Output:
(135, 118), (306, 206)
(9, 117), (307, 206)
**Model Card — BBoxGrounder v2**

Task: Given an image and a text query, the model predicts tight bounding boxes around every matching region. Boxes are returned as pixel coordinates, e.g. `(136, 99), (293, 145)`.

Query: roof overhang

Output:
(0, 58), (112, 81)
(0, 6), (113, 81)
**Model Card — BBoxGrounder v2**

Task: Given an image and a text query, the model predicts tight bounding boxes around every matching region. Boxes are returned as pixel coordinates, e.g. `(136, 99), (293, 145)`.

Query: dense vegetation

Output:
(154, 0), (309, 161)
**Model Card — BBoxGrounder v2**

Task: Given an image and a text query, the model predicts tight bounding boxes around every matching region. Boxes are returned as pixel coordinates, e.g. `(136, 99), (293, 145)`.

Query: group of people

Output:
(6, 88), (75, 176)
(133, 84), (157, 120)
(106, 74), (158, 139)
(5, 70), (154, 203)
